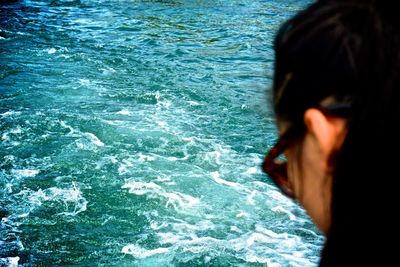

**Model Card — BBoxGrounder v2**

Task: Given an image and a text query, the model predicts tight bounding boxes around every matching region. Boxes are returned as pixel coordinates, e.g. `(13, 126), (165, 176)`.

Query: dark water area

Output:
(1, 0), (323, 266)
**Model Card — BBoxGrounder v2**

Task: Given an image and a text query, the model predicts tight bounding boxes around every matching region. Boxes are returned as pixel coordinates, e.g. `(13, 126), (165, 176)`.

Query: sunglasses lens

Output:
(263, 153), (295, 198)
(270, 162), (294, 198)
(263, 131), (298, 199)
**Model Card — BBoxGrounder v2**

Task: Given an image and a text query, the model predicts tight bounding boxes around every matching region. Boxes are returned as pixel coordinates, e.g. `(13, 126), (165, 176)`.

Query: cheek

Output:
(292, 136), (333, 234)
(285, 145), (302, 195)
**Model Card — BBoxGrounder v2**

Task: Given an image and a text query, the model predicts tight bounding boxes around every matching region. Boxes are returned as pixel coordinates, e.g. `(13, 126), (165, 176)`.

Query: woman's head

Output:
(273, 1), (365, 130)
(263, 103), (349, 234)
(265, 0), (400, 239)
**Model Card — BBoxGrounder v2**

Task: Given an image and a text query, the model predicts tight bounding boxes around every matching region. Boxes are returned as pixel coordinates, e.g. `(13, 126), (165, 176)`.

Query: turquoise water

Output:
(0, 0), (323, 266)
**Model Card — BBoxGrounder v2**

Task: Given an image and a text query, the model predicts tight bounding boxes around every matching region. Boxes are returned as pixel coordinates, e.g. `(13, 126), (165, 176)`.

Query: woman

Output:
(262, 1), (399, 266)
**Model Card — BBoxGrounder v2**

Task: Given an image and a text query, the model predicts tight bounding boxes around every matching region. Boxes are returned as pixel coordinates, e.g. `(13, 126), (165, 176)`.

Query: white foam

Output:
(280, 252), (314, 266)
(164, 192), (200, 210)
(0, 256), (20, 267)
(154, 175), (172, 182)
(159, 99), (172, 108)
(100, 67), (116, 75)
(267, 189), (294, 204)
(248, 256), (281, 266)
(236, 211), (249, 218)
(23, 183), (88, 216)
(244, 167), (258, 175)
(101, 215), (116, 225)
(156, 234), (221, 255)
(95, 156), (118, 169)
(121, 182), (162, 195)
(24, 189), (47, 207)
(83, 132), (104, 147)
(246, 190), (257, 205)
(172, 220), (214, 232)
(154, 91), (172, 109)
(122, 182), (200, 210)
(158, 232), (183, 245)
(116, 109), (131, 115)
(271, 205), (297, 221)
(101, 119), (125, 126)
(227, 228), (317, 266)
(204, 150), (222, 165)
(210, 171), (241, 188)
(149, 221), (168, 230)
(11, 126), (22, 134)
(255, 225), (288, 240)
(167, 154), (189, 161)
(110, 156), (118, 164)
(2, 132), (9, 141)
(61, 121), (105, 149)
(48, 48), (57, 54)
(2, 126), (23, 141)
(60, 120), (75, 133)
(5, 183), (12, 193)
(181, 237), (223, 250)
(188, 101), (201, 106)
(138, 153), (156, 162)
(11, 169), (39, 177)
(79, 79), (91, 86)
(156, 120), (168, 129)
(196, 220), (215, 231)
(246, 232), (273, 246)
(182, 137), (195, 142)
(121, 244), (169, 258)
(280, 237), (298, 250)
(130, 209), (318, 266)
(1, 111), (21, 117)
(230, 225), (242, 233)
(117, 158), (134, 175)
(252, 180), (268, 188)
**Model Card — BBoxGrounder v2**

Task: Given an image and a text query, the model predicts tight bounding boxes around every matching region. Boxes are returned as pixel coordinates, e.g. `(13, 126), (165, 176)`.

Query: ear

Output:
(303, 108), (346, 160)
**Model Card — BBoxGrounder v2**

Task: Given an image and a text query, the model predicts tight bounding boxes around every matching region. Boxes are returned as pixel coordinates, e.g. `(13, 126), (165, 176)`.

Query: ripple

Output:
(0, 0), (319, 266)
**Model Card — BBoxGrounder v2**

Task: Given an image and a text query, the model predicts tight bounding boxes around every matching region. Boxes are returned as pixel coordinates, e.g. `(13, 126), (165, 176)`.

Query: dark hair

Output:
(272, 1), (400, 266)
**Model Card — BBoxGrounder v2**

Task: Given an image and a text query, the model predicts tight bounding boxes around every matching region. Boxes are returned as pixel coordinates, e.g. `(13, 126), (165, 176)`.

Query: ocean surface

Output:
(0, 0), (323, 266)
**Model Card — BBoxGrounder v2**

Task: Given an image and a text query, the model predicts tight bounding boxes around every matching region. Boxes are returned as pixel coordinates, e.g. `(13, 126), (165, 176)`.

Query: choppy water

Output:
(0, 0), (323, 266)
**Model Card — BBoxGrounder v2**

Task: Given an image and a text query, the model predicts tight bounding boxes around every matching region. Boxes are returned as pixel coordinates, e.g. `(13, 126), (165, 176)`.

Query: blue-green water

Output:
(1, 0), (323, 266)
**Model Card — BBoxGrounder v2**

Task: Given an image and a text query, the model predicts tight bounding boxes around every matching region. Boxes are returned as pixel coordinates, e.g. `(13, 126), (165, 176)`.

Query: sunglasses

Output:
(262, 104), (351, 199)
(262, 130), (298, 199)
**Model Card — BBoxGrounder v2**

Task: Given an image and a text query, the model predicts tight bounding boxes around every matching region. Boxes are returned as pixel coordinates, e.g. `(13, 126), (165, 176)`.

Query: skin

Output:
(283, 108), (347, 234)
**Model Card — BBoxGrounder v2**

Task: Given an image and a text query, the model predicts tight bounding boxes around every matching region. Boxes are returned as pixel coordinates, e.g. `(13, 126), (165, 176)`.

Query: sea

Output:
(0, 0), (324, 266)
